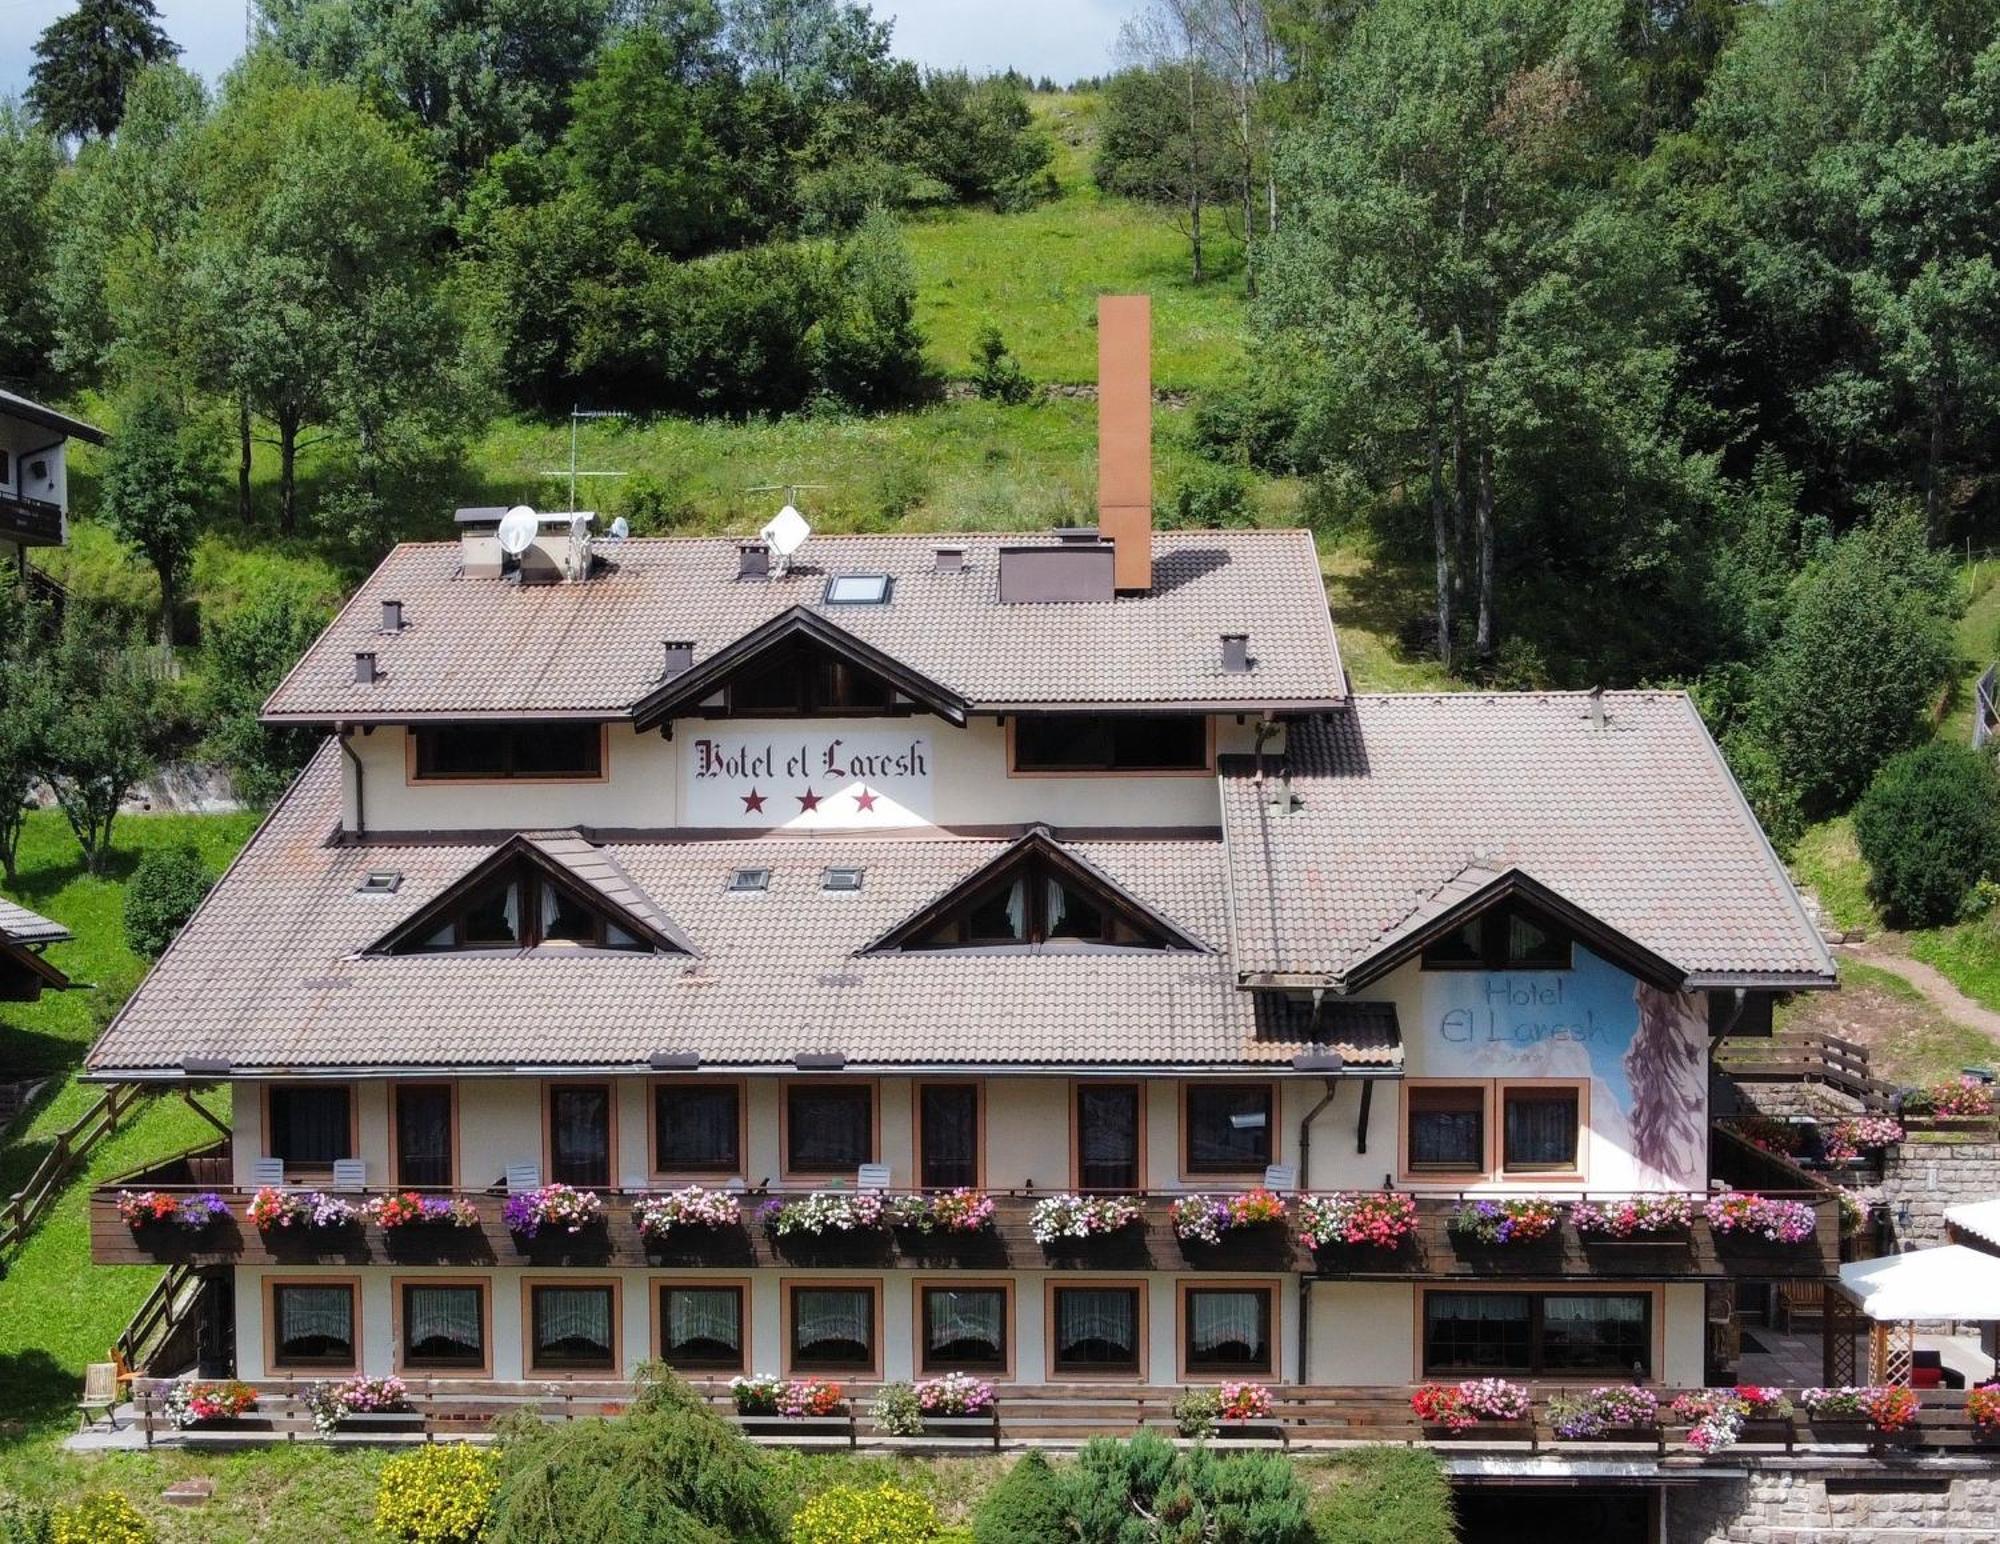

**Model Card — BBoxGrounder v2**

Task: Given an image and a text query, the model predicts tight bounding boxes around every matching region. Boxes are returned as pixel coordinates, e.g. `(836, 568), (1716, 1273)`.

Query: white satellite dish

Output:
(607, 517), (630, 540)
(496, 505), (539, 556)
(762, 503), (812, 560)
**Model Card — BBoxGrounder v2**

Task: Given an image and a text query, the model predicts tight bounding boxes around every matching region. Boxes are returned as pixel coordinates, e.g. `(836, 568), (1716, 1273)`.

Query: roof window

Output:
(822, 866), (865, 893)
(823, 573), (892, 605)
(355, 871), (403, 895)
(728, 868), (771, 893)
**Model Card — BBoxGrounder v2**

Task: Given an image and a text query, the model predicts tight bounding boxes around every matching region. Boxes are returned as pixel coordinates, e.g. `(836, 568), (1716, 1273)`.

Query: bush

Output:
(375, 1443), (497, 1543)
(970, 325), (1033, 405)
(51, 1494), (150, 1544)
(1162, 462), (1255, 529)
(1063, 1434), (1313, 1543)
(970, 1451), (1066, 1544)
(197, 583), (335, 805)
(0, 1493), (51, 1544)
(1311, 1448), (1456, 1544)
(791, 1485), (940, 1544)
(1719, 726), (1806, 855)
(1854, 743), (2000, 926)
(123, 842), (213, 958)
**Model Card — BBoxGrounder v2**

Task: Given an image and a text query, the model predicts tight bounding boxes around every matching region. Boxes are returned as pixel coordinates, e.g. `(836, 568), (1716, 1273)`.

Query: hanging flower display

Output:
(758, 1191), (889, 1236)
(1801, 1386), (1921, 1432)
(114, 1190), (230, 1232)
(161, 1380), (258, 1428)
(1411, 1378), (1530, 1430)
(1447, 1197), (1562, 1245)
(891, 1188), (997, 1234)
(368, 1191), (481, 1230)
(1821, 1116), (1904, 1162)
(1569, 1195), (1694, 1238)
(1170, 1189), (1287, 1245)
(247, 1188), (363, 1232)
(303, 1375), (410, 1435)
(631, 1186), (742, 1239)
(1546, 1386), (1660, 1438)
(1218, 1382), (1274, 1422)
(1703, 1191), (1816, 1244)
(1028, 1193), (1144, 1244)
(502, 1183), (604, 1239)
(776, 1378), (845, 1418)
(1296, 1191), (1419, 1250)
(1967, 1386), (2000, 1431)
(916, 1373), (997, 1415)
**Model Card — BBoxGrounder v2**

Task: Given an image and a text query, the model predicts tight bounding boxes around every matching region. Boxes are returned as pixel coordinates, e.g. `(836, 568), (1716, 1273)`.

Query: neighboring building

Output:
(85, 301), (1836, 1401)
(0, 896), (71, 1003)
(0, 386), (105, 570)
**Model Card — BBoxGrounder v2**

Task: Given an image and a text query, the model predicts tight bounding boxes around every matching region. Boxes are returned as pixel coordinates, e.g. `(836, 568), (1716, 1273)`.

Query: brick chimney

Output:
(1098, 294), (1153, 592)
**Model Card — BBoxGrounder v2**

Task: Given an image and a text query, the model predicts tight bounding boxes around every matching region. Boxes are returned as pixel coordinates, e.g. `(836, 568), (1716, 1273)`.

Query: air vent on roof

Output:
(354, 651), (379, 685)
(824, 573), (891, 605)
(663, 641), (694, 679)
(380, 600), (405, 633)
(821, 866), (864, 892)
(728, 868), (770, 893)
(1222, 633), (1251, 673)
(649, 1049), (702, 1070)
(738, 542), (770, 579)
(356, 871), (403, 895)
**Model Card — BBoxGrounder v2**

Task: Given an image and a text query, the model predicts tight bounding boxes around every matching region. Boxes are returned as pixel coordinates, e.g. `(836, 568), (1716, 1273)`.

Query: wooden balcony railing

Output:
(91, 1181), (1842, 1279)
(0, 490), (64, 546)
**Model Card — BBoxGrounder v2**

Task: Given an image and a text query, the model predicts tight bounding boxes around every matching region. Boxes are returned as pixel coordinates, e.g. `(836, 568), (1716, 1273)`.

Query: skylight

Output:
(728, 868), (770, 893)
(823, 573), (892, 605)
(355, 871), (403, 895)
(822, 866), (865, 892)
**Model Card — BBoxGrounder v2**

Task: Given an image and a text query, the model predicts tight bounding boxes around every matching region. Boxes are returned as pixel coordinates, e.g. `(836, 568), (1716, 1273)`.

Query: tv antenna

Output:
(538, 406), (632, 514)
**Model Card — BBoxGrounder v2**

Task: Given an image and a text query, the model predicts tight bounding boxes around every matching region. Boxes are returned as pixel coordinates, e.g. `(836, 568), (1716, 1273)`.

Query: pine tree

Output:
(26, 0), (180, 141)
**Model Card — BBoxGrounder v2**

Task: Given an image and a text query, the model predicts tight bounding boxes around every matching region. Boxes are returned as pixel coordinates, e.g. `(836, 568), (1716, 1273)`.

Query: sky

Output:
(1, 1), (1140, 100)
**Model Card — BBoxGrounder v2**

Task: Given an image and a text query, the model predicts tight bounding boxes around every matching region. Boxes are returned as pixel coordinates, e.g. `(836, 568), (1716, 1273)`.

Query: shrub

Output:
(1161, 461), (1255, 529)
(970, 1451), (1066, 1544)
(123, 842), (213, 958)
(1062, 1434), (1313, 1543)
(1853, 743), (2000, 926)
(376, 1444), (497, 1544)
(791, 1485), (940, 1544)
(970, 325), (1033, 405)
(0, 1494), (50, 1544)
(1310, 1448), (1455, 1544)
(51, 1494), (150, 1544)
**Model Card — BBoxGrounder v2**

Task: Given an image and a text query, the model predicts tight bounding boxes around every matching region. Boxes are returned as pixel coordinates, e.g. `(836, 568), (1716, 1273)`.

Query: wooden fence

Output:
(0, 1082), (142, 1257)
(1715, 1032), (1901, 1113)
(1976, 662), (1999, 750)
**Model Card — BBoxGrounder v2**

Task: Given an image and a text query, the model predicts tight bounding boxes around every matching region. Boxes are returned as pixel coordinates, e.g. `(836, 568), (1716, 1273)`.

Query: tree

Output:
(26, 0), (180, 141)
(1114, 5), (1230, 281)
(124, 842), (213, 957)
(911, 71), (1055, 209)
(723, 0), (889, 94)
(971, 1451), (1067, 1544)
(1854, 742), (2000, 927)
(99, 389), (220, 643)
(0, 107), (62, 393)
(198, 584), (334, 805)
(1197, 0), (1283, 295)
(0, 578), (52, 887)
(36, 605), (167, 875)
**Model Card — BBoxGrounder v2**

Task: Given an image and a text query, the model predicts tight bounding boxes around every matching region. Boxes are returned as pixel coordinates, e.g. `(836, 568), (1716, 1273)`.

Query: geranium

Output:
(1297, 1191), (1419, 1250)
(161, 1380), (257, 1428)
(1799, 1386), (1868, 1420)
(1448, 1197), (1562, 1245)
(760, 1191), (888, 1236)
(1968, 1385), (2000, 1430)
(631, 1186), (742, 1239)
(1821, 1116), (1905, 1162)
(1218, 1382), (1273, 1422)
(114, 1190), (229, 1231)
(1029, 1193), (1144, 1244)
(303, 1375), (409, 1435)
(1410, 1384), (1471, 1431)
(1704, 1191), (1817, 1244)
(1732, 1114), (1807, 1155)
(1459, 1378), (1531, 1421)
(368, 1191), (480, 1229)
(1916, 1076), (1997, 1119)
(1669, 1388), (1793, 1455)
(776, 1378), (844, 1418)
(729, 1375), (783, 1414)
(892, 1189), (996, 1234)
(503, 1184), (604, 1239)
(1547, 1386), (1659, 1438)
(247, 1188), (362, 1232)
(1862, 1386), (1921, 1432)
(916, 1373), (996, 1415)
(1170, 1189), (1287, 1244)
(1570, 1195), (1694, 1238)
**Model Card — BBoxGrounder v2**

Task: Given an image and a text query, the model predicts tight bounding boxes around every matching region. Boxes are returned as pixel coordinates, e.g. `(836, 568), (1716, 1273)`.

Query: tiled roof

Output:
(85, 743), (1400, 1076)
(0, 386), (106, 445)
(0, 895), (71, 945)
(1219, 692), (1835, 988)
(261, 531), (1345, 720)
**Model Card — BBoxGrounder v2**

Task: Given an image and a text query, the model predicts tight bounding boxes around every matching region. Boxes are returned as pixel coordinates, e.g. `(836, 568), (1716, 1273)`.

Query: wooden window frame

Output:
(648, 1077), (748, 1181)
(913, 1277), (1015, 1381)
(1006, 714), (1216, 779)
(1398, 1078), (1592, 1185)
(406, 723), (609, 785)
(390, 1080), (459, 1190)
(521, 1277), (624, 1378)
(1180, 1080), (1279, 1179)
(261, 1081), (360, 1180)
(541, 1080), (619, 1191)
(721, 638), (900, 718)
(406, 861), (646, 953)
(651, 1278), (752, 1374)
(779, 1078), (881, 1183)
(782, 1277), (884, 1380)
(1044, 1278), (1150, 1381)
(391, 1276), (492, 1378)
(1069, 1080), (1148, 1191)
(1497, 1078), (1590, 1181)
(1418, 905), (1574, 972)
(914, 1079), (985, 1190)
(1415, 1284), (1661, 1382)
(1398, 1080), (1493, 1183)
(266, 1275), (361, 1375)
(1177, 1279), (1281, 1384)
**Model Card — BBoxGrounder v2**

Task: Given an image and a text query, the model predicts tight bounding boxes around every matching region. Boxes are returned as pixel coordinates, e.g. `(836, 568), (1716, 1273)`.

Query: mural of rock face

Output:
(1416, 948), (1709, 1190)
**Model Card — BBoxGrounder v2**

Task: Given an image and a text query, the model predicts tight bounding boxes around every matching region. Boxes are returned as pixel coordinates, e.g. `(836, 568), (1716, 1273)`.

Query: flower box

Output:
(368, 1192), (481, 1231)
(1029, 1194), (1145, 1247)
(304, 1375), (412, 1435)
(162, 1380), (259, 1429)
(1171, 1190), (1288, 1246)
(1800, 1386), (1921, 1442)
(1296, 1192), (1418, 1252)
(1704, 1192), (1818, 1245)
(115, 1190), (230, 1233)
(1412, 1378), (1532, 1439)
(631, 1186), (743, 1240)
(1547, 1387), (1661, 1441)
(249, 1187), (364, 1234)
(730, 1376), (847, 1435)
(1447, 1198), (1562, 1247)
(1570, 1195), (1694, 1241)
(503, 1184), (604, 1240)
(892, 1189), (996, 1235)
(759, 1192), (891, 1238)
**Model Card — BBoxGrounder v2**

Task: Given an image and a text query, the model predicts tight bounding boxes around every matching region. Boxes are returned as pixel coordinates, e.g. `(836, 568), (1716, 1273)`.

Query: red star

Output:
(854, 787), (879, 813)
(796, 787), (822, 812)
(741, 788), (766, 813)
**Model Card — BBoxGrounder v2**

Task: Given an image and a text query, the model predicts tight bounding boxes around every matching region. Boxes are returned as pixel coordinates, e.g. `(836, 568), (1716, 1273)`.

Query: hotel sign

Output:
(683, 729), (935, 829)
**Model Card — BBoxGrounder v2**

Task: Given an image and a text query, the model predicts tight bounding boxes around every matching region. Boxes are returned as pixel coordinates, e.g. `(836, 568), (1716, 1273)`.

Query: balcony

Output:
(0, 490), (64, 547)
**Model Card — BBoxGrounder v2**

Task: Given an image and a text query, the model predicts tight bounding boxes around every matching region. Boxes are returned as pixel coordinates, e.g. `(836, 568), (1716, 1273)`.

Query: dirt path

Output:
(1844, 939), (2000, 1046)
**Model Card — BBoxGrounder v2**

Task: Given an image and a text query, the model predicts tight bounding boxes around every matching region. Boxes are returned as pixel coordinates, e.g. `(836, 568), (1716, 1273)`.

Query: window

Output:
(528, 1283), (618, 1372)
(1503, 1086), (1580, 1173)
(729, 868), (770, 893)
(357, 870), (403, 895)
(268, 1085), (352, 1173)
(412, 724), (603, 781)
(399, 1282), (486, 1372)
(1076, 1084), (1142, 1190)
(824, 573), (892, 605)
(394, 1084), (454, 1188)
(401, 861), (650, 953)
(547, 1084), (612, 1189)
(1183, 1286), (1273, 1376)
(1185, 1084), (1274, 1174)
(788, 1284), (879, 1373)
(906, 863), (1180, 951)
(920, 1284), (1009, 1373)
(1050, 1285), (1142, 1374)
(1422, 1291), (1651, 1378)
(658, 1284), (745, 1371)
(785, 1083), (875, 1175)
(1013, 715), (1210, 773)
(1420, 906), (1572, 971)
(1406, 1086), (1486, 1175)
(726, 638), (895, 716)
(918, 1083), (981, 1190)
(271, 1282), (356, 1370)
(822, 867), (865, 893)
(654, 1082), (742, 1175)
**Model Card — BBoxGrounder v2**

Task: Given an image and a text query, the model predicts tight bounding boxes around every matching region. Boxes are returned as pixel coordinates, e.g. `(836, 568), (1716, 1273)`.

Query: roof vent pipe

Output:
(738, 542), (769, 579)
(1222, 633), (1251, 673)
(1586, 685), (1606, 730)
(354, 651), (379, 685)
(380, 600), (404, 633)
(662, 640), (694, 679)
(933, 546), (965, 574)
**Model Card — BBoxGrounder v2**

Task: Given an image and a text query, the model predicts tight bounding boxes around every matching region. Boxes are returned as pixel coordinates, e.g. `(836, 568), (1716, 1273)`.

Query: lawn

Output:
(1788, 817), (1881, 936)
(1779, 958), (2000, 1088)
(1940, 555), (2000, 745)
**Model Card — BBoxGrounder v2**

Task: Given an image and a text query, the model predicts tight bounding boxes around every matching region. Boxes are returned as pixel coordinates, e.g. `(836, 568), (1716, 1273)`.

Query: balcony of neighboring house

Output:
(0, 488), (64, 548)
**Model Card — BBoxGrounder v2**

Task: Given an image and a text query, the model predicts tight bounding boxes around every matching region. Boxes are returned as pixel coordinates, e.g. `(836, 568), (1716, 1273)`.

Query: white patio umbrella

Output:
(1838, 1245), (2000, 1321)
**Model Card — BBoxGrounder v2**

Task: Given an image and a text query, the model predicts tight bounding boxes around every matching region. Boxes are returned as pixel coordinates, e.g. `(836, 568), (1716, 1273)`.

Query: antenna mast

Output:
(538, 406), (632, 512)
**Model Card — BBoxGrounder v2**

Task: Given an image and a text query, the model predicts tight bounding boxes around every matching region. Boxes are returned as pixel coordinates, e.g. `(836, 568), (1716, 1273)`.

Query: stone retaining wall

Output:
(1879, 1140), (2000, 1246)
(1667, 1465), (2000, 1543)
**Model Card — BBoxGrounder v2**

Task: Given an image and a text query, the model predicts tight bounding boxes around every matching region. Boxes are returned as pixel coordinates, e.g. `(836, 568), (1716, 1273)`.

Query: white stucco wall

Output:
(0, 418), (68, 511)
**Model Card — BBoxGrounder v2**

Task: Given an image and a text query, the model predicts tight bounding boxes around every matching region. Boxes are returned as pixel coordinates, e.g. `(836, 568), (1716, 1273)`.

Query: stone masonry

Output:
(1667, 1464), (2000, 1544)
(1877, 1141), (2000, 1247)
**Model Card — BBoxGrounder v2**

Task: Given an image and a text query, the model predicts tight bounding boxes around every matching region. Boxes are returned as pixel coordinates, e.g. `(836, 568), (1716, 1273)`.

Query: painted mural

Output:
(1417, 948), (1708, 1189)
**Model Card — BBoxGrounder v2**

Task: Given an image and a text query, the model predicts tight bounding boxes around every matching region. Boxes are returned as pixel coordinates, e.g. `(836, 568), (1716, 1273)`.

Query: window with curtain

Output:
(655, 1084), (742, 1173)
(1422, 1292), (1532, 1374)
(905, 857), (1186, 952)
(1422, 1292), (1650, 1377)
(1539, 1294), (1649, 1376)
(921, 1287), (1007, 1371)
(1184, 1288), (1272, 1373)
(1407, 1086), (1486, 1173)
(1052, 1287), (1140, 1372)
(660, 1286), (744, 1370)
(786, 1085), (874, 1173)
(272, 1283), (355, 1368)
(1503, 1086), (1579, 1172)
(395, 1085), (453, 1188)
(1185, 1084), (1274, 1173)
(530, 1285), (616, 1370)
(1076, 1085), (1140, 1190)
(549, 1085), (611, 1188)
(402, 1284), (484, 1369)
(269, 1085), (352, 1170)
(401, 861), (651, 954)
(789, 1286), (877, 1370)
(919, 1084), (980, 1189)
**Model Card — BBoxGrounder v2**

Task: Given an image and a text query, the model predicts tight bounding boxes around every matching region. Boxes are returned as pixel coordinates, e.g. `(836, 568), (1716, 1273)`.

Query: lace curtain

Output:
(1189, 1292), (1265, 1359)
(667, 1289), (741, 1352)
(658, 1086), (740, 1169)
(1504, 1093), (1577, 1166)
(794, 1290), (873, 1357)
(277, 1286), (353, 1348)
(534, 1288), (612, 1354)
(1056, 1289), (1137, 1359)
(926, 1290), (1004, 1354)
(406, 1286), (482, 1358)
(1077, 1086), (1138, 1187)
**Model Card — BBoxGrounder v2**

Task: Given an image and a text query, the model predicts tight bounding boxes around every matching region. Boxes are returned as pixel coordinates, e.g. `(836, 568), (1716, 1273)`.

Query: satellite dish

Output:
(497, 505), (538, 556)
(608, 517), (630, 540)
(568, 513), (593, 543)
(762, 503), (812, 559)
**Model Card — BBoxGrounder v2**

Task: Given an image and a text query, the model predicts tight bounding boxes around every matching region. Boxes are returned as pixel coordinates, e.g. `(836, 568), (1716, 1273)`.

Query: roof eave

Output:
(82, 1059), (1406, 1082)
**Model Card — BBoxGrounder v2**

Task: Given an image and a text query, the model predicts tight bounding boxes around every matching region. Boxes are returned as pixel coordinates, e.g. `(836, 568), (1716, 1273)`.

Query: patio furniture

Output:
(77, 1362), (120, 1431)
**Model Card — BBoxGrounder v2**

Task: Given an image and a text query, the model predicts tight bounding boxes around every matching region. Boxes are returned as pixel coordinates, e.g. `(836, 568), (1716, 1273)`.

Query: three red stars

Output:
(796, 787), (822, 812)
(741, 788), (766, 813)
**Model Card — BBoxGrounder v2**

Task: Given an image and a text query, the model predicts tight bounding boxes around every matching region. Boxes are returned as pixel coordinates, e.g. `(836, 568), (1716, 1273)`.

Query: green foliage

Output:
(1173, 1388), (1221, 1438)
(969, 325), (1033, 404)
(1854, 743), (2000, 927)
(0, 106), (62, 392)
(1311, 1448), (1455, 1544)
(35, 604), (170, 875)
(122, 841), (214, 958)
(0, 1492), (52, 1544)
(1163, 461), (1255, 529)
(26, 0), (179, 141)
(1720, 726), (1807, 856)
(1061, 1434), (1314, 1544)
(0, 578), (51, 885)
(485, 1365), (780, 1544)
(791, 1484), (941, 1544)
(869, 1384), (924, 1437)
(99, 388), (222, 642)
(1094, 62), (1236, 280)
(969, 1452), (1066, 1544)
(50, 1492), (152, 1544)
(912, 71), (1055, 211)
(374, 1444), (497, 1544)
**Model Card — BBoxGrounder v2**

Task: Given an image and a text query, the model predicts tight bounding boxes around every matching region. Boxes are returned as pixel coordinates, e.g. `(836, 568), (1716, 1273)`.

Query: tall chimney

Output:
(1098, 294), (1153, 592)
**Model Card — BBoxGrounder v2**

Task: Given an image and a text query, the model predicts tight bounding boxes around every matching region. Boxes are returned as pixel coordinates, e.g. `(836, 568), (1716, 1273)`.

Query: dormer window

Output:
(725, 637), (893, 716)
(1420, 904), (1571, 971)
(401, 861), (647, 953)
(902, 858), (1186, 951)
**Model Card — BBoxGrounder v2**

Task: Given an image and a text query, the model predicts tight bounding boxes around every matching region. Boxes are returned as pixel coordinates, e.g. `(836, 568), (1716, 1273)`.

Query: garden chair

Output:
(77, 1362), (120, 1431)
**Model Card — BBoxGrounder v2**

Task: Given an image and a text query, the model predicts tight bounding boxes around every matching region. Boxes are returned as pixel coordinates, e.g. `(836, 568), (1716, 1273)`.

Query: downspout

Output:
(1295, 1037), (1339, 1383)
(337, 723), (365, 838)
